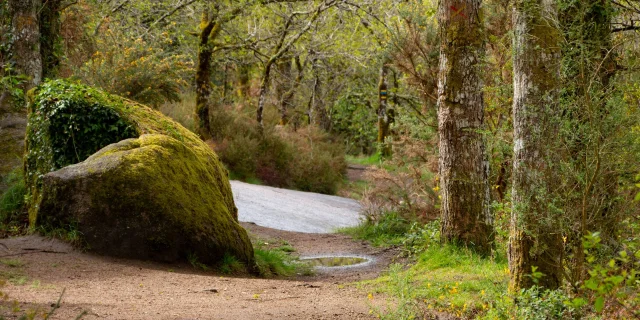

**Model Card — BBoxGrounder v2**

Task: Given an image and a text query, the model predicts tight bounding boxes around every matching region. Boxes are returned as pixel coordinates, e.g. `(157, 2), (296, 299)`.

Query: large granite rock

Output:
(25, 80), (253, 267)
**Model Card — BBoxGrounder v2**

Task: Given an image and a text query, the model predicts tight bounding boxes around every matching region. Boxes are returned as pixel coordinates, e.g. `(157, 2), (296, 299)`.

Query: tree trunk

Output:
(509, 0), (563, 291)
(236, 63), (250, 99)
(195, 10), (218, 140)
(275, 57), (292, 125)
(8, 0), (42, 92)
(279, 56), (303, 126)
(377, 63), (392, 157)
(256, 61), (273, 128)
(437, 0), (493, 254)
(39, 0), (61, 80)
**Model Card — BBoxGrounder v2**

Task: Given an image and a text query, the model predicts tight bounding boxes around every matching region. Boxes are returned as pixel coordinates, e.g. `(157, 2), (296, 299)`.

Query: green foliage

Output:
(331, 94), (378, 155)
(26, 80), (138, 186)
(77, 35), (193, 108)
(346, 153), (382, 166)
(254, 247), (296, 277)
(339, 211), (412, 247)
(572, 232), (640, 318)
(484, 287), (576, 320)
(0, 168), (26, 225)
(0, 66), (27, 111)
(363, 243), (509, 319)
(219, 253), (245, 274)
(400, 219), (441, 256)
(215, 113), (346, 194)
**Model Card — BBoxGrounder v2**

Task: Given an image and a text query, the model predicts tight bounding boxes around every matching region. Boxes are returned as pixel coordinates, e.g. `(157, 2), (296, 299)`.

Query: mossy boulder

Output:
(25, 80), (253, 267)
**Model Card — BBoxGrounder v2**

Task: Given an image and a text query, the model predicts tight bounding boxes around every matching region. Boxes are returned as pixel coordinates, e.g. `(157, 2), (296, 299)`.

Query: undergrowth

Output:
(254, 242), (313, 278)
(338, 212), (413, 247)
(0, 168), (27, 236)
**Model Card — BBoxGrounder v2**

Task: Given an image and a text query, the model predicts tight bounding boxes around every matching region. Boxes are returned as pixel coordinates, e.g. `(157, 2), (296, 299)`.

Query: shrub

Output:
(76, 34), (193, 108)
(280, 126), (347, 194)
(214, 112), (346, 194)
(361, 133), (439, 222)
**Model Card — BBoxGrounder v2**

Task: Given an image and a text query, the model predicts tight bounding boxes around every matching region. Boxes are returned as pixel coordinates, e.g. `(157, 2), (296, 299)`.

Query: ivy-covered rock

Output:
(25, 80), (253, 267)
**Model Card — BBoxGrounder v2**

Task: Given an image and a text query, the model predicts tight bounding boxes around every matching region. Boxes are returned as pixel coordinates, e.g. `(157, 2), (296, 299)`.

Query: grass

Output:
(0, 259), (24, 268)
(341, 214), (509, 318)
(346, 153), (382, 166)
(338, 212), (412, 247)
(362, 245), (509, 319)
(254, 245), (313, 277)
(219, 253), (245, 274)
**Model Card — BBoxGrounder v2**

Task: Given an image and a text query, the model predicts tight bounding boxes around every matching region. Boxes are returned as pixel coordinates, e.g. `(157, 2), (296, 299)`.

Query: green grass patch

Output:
(219, 253), (245, 274)
(338, 212), (412, 247)
(254, 246), (313, 277)
(346, 153), (382, 166)
(362, 245), (508, 319)
(0, 259), (24, 268)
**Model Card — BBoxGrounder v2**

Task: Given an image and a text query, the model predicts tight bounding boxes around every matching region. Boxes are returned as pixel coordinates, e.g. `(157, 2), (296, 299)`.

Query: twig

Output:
(0, 249), (68, 258)
(44, 288), (65, 320)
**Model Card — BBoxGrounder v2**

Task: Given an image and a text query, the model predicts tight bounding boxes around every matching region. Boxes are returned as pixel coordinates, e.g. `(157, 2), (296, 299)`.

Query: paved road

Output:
(231, 181), (362, 233)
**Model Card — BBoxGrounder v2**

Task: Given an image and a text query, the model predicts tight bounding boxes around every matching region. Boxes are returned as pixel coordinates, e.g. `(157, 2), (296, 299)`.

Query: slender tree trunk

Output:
(377, 63), (391, 156)
(509, 0), (563, 291)
(279, 56), (303, 126)
(275, 57), (292, 125)
(195, 9), (217, 140)
(9, 0), (42, 92)
(256, 62), (273, 128)
(237, 63), (250, 100)
(437, 0), (493, 254)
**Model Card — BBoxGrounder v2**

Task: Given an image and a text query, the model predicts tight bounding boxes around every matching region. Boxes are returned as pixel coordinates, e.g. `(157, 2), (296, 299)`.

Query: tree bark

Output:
(39, 0), (61, 80)
(436, 0), (493, 254)
(195, 9), (217, 140)
(8, 0), (42, 92)
(509, 0), (563, 291)
(377, 63), (391, 156)
(278, 55), (303, 126)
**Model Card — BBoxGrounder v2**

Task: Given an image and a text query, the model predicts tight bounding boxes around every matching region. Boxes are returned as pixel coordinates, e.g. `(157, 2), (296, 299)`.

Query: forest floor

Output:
(0, 218), (400, 319)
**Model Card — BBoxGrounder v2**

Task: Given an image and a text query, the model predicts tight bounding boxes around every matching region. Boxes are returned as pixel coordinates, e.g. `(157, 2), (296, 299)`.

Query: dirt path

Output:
(0, 222), (398, 319)
(232, 181), (362, 233)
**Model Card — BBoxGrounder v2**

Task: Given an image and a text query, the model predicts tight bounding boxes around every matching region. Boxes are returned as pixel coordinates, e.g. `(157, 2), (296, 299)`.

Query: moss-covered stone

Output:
(25, 80), (252, 267)
(38, 134), (253, 266)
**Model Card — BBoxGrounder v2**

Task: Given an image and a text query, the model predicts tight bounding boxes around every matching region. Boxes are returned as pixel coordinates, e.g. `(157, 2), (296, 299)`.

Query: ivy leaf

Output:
(594, 296), (605, 312)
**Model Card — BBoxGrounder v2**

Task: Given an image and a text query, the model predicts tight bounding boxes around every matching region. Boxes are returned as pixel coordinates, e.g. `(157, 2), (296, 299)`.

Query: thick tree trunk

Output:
(39, 0), (61, 79)
(436, 0), (493, 254)
(509, 0), (563, 291)
(9, 0), (42, 91)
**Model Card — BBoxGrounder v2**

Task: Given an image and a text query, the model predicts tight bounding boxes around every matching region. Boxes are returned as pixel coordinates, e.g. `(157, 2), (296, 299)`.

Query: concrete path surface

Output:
(231, 181), (362, 233)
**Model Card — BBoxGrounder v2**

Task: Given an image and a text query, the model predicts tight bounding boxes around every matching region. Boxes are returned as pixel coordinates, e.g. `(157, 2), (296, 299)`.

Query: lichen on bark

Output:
(436, 0), (493, 254)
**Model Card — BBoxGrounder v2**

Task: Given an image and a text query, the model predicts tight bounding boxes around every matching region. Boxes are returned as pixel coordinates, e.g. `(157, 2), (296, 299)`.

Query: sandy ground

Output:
(0, 222), (400, 320)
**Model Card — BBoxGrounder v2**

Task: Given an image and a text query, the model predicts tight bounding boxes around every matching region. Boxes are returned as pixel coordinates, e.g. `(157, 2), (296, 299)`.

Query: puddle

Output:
(300, 255), (373, 269)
